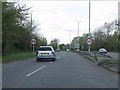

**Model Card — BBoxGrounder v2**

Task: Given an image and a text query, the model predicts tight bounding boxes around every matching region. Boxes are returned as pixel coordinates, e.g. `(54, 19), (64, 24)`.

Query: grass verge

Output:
(2, 52), (36, 63)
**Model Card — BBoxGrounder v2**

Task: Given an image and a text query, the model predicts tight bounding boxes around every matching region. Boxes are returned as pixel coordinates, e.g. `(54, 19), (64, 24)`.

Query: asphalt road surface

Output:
(3, 51), (118, 88)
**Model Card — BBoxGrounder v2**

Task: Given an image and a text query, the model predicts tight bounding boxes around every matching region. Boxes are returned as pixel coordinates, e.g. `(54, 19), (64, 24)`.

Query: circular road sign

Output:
(31, 38), (36, 44)
(86, 38), (93, 45)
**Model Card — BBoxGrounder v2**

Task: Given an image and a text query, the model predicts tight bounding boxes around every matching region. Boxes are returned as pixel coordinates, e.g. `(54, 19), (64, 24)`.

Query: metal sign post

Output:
(88, 45), (90, 52)
(32, 44), (35, 53)
(31, 38), (36, 53)
(86, 38), (93, 51)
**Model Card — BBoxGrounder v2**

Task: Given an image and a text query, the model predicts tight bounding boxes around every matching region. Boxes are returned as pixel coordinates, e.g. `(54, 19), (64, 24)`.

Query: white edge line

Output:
(26, 65), (46, 77)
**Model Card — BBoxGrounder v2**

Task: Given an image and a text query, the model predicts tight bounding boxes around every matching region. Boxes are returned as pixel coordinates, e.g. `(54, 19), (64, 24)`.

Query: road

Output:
(3, 51), (118, 88)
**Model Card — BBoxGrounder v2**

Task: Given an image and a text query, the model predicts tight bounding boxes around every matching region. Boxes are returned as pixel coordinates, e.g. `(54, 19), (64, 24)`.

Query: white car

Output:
(36, 46), (56, 62)
(99, 48), (107, 54)
(67, 49), (69, 51)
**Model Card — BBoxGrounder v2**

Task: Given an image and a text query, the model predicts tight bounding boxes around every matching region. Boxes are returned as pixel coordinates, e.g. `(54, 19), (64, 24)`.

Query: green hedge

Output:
(2, 52), (36, 63)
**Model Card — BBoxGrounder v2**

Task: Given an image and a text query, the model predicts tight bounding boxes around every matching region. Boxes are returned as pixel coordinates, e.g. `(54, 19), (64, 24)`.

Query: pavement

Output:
(2, 51), (118, 88)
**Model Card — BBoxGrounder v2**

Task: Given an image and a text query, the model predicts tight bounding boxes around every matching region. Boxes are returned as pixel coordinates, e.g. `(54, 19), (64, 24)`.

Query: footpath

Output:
(73, 51), (119, 73)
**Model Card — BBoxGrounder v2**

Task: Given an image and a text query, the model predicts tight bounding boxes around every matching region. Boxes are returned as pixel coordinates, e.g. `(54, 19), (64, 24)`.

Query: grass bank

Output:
(2, 52), (36, 63)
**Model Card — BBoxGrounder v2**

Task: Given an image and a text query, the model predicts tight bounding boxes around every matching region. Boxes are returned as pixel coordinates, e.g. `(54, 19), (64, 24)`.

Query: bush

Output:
(2, 52), (35, 63)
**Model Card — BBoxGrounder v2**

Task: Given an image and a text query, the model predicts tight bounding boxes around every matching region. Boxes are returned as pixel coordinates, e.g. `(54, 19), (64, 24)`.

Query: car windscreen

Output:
(38, 47), (52, 51)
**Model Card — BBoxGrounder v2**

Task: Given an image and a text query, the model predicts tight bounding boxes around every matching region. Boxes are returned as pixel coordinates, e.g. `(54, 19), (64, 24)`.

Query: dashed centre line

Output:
(26, 52), (66, 77)
(50, 62), (52, 63)
(56, 52), (65, 59)
(26, 65), (46, 77)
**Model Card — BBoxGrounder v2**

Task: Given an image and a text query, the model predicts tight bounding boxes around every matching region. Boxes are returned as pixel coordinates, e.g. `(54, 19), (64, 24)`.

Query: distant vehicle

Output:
(67, 49), (69, 51)
(36, 46), (56, 62)
(99, 48), (107, 55)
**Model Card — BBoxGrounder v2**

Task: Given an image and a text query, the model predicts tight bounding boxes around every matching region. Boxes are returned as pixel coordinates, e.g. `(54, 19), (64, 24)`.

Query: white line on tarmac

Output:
(56, 52), (66, 59)
(50, 62), (52, 63)
(26, 65), (46, 77)
(56, 57), (60, 59)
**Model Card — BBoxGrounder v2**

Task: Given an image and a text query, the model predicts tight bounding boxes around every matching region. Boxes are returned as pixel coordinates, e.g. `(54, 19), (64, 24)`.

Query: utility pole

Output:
(78, 21), (80, 36)
(30, 13), (35, 53)
(29, 13), (32, 52)
(88, 0), (91, 52)
(68, 30), (71, 50)
(76, 20), (81, 51)
(30, 13), (32, 31)
(89, 0), (91, 34)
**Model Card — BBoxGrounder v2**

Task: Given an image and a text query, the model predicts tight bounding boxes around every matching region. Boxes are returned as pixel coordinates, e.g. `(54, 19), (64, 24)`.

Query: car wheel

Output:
(52, 58), (56, 61)
(36, 58), (39, 62)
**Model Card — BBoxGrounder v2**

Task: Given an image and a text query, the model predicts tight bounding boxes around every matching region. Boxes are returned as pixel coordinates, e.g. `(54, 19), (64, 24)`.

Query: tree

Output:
(2, 2), (39, 55)
(93, 28), (107, 50)
(50, 38), (59, 50)
(59, 44), (66, 51)
(37, 37), (47, 47)
(92, 19), (118, 52)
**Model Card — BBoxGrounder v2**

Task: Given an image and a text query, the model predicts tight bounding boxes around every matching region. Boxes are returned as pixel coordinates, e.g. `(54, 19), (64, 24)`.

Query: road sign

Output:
(86, 38), (93, 45)
(31, 38), (36, 44)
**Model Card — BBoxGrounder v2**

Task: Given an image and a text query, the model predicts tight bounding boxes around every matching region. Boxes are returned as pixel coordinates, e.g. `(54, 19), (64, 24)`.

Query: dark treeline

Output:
(2, 2), (47, 55)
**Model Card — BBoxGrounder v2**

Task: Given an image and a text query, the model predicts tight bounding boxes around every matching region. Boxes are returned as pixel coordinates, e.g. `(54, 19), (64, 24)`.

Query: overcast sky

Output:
(18, 0), (118, 44)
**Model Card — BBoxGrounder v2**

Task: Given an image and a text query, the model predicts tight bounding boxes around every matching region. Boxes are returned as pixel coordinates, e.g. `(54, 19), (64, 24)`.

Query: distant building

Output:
(71, 37), (80, 50)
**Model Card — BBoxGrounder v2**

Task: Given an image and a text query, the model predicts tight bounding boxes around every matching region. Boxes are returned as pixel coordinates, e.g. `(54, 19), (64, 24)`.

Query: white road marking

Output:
(57, 57), (60, 59)
(56, 52), (66, 59)
(50, 62), (52, 63)
(26, 65), (46, 77)
(26, 52), (66, 77)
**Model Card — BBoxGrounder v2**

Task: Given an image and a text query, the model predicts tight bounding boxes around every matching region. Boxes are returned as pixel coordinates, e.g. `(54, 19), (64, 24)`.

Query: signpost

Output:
(86, 37), (93, 51)
(86, 38), (93, 45)
(31, 38), (36, 53)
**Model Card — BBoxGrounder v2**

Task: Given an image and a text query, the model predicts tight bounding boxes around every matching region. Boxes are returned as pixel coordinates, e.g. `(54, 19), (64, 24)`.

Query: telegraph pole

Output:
(78, 21), (80, 37)
(76, 20), (81, 51)
(68, 30), (71, 50)
(30, 13), (35, 53)
(89, 0), (91, 34)
(88, 0), (91, 52)
(30, 13), (32, 31)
